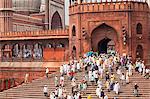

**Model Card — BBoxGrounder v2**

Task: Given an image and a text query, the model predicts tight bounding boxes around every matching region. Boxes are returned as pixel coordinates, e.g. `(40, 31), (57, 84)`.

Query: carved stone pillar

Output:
(0, 0), (13, 33)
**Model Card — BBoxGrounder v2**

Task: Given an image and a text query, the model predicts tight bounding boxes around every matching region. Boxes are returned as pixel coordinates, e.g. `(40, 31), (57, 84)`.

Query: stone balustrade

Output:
(0, 29), (69, 39)
(70, 0), (148, 5)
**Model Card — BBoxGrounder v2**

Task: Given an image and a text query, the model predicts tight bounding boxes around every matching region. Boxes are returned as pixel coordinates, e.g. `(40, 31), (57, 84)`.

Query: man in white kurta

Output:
(54, 76), (58, 87)
(96, 87), (101, 98)
(58, 87), (63, 98)
(67, 93), (73, 99)
(88, 70), (92, 81)
(63, 64), (67, 74)
(97, 79), (103, 90)
(104, 94), (108, 99)
(99, 66), (103, 78)
(24, 73), (29, 83)
(120, 73), (125, 85)
(138, 61), (142, 74)
(77, 62), (81, 72)
(128, 63), (133, 76)
(67, 64), (71, 77)
(142, 61), (145, 76)
(60, 75), (64, 87)
(126, 72), (129, 84)
(72, 63), (76, 73)
(60, 65), (64, 75)
(117, 68), (121, 75)
(50, 92), (56, 99)
(113, 82), (120, 94)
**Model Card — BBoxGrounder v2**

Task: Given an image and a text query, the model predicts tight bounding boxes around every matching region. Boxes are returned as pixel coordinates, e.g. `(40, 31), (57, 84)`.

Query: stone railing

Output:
(69, 1), (149, 14)
(70, 0), (148, 5)
(0, 29), (69, 38)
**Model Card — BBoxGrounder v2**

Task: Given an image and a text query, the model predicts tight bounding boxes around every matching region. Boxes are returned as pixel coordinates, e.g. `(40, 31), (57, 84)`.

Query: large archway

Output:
(91, 23), (118, 54)
(51, 11), (63, 30)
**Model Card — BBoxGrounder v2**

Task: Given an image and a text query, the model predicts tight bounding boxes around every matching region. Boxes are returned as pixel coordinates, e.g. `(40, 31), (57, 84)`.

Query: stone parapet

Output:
(0, 29), (69, 40)
(69, 1), (149, 15)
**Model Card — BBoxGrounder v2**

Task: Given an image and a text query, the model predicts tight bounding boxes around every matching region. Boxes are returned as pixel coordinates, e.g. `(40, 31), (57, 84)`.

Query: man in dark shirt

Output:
(100, 89), (105, 98)
(105, 72), (110, 81)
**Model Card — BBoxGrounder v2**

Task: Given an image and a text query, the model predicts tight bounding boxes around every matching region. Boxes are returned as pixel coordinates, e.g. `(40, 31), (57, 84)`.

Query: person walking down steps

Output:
(43, 85), (48, 97)
(46, 67), (49, 78)
(134, 83), (139, 97)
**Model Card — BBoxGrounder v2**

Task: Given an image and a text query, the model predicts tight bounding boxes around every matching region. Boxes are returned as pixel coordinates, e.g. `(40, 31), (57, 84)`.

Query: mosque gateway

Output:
(0, 0), (149, 97)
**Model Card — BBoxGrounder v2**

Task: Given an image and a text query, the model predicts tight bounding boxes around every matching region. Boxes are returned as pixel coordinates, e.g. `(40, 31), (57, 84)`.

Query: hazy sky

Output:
(65, 0), (69, 25)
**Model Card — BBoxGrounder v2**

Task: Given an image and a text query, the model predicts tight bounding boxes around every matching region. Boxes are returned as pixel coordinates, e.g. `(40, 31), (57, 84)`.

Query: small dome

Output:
(13, 0), (41, 13)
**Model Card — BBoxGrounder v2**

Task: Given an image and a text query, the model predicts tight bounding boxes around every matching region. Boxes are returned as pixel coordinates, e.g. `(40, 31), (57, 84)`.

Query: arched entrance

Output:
(51, 11), (63, 29)
(91, 23), (118, 54)
(98, 38), (111, 54)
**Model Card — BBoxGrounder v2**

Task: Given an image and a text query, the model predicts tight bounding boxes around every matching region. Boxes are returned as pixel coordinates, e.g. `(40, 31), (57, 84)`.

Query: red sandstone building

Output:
(0, 0), (149, 63)
(0, 0), (150, 88)
(69, 0), (150, 65)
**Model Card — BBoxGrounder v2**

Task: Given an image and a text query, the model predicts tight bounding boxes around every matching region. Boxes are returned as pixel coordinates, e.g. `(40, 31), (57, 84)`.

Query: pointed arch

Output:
(51, 11), (63, 30)
(136, 23), (142, 34)
(91, 23), (118, 52)
(72, 25), (76, 36)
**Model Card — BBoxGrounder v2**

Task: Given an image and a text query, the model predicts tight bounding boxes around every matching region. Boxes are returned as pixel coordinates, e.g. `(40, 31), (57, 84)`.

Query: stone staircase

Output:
(81, 72), (150, 99)
(0, 69), (149, 99)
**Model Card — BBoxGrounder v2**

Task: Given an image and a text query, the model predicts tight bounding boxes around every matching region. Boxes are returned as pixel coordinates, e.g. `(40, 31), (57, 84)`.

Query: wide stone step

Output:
(0, 68), (150, 99)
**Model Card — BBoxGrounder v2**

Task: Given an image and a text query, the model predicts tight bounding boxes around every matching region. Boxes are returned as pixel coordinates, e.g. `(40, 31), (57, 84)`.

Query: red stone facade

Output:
(0, 0), (67, 90)
(69, 1), (150, 65)
(0, 0), (68, 62)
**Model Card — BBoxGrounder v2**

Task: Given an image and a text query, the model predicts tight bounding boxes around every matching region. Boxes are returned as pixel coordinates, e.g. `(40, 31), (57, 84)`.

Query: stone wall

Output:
(0, 66), (59, 91)
(13, 14), (43, 32)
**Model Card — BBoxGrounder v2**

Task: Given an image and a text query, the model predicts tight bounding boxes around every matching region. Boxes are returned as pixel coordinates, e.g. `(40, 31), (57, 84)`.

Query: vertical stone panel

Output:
(0, 0), (13, 33)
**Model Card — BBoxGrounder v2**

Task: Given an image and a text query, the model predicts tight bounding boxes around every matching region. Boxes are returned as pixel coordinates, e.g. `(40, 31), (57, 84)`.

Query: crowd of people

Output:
(44, 58), (83, 99)
(135, 60), (149, 79)
(43, 51), (149, 99)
